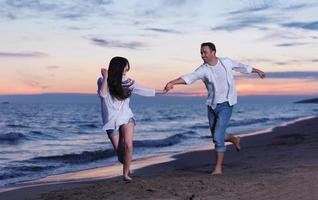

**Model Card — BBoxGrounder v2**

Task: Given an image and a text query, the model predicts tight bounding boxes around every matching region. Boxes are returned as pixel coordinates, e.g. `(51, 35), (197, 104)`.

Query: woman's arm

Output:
(132, 83), (156, 96)
(100, 68), (108, 96)
(252, 68), (266, 79)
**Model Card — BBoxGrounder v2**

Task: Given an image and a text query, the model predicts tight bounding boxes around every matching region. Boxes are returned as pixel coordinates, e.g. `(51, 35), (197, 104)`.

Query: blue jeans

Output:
(207, 102), (233, 152)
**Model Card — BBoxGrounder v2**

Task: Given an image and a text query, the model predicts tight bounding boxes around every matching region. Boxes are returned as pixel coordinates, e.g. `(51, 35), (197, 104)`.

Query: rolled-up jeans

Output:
(207, 102), (233, 152)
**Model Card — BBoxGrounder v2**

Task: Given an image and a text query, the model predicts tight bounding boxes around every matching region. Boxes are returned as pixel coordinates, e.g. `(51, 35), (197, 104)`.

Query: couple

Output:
(97, 42), (265, 181)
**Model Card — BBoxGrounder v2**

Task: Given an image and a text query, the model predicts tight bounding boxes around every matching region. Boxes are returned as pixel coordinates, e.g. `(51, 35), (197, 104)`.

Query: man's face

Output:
(201, 46), (214, 63)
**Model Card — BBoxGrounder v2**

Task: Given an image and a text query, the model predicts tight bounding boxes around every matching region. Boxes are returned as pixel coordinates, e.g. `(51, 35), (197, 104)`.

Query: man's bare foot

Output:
(234, 137), (241, 152)
(123, 175), (132, 182)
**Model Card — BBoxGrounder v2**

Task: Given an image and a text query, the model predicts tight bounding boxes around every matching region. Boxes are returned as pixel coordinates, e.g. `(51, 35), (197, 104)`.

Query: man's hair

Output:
(201, 42), (216, 52)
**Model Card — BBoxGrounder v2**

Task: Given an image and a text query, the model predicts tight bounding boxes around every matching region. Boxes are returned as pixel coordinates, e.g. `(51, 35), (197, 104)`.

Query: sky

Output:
(0, 0), (317, 96)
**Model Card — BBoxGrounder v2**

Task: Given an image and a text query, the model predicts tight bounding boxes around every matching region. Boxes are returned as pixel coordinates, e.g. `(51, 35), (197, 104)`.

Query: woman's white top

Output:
(97, 76), (155, 131)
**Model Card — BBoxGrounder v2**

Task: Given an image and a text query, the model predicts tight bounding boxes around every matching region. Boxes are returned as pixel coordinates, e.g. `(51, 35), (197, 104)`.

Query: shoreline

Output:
(0, 116), (315, 193)
(0, 115), (316, 194)
(0, 116), (316, 193)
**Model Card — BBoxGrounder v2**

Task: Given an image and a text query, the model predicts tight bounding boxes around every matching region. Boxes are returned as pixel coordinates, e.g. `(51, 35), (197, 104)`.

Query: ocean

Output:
(0, 94), (317, 187)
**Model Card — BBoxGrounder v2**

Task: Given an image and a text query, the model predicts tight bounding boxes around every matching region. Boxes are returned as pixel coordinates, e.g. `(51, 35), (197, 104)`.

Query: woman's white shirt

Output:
(97, 76), (155, 131)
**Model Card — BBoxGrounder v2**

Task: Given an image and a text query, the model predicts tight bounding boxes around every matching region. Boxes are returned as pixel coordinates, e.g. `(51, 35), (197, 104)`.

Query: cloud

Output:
(272, 58), (318, 65)
(47, 65), (60, 70)
(281, 21), (318, 31)
(213, 2), (317, 32)
(0, 0), (113, 20)
(259, 30), (303, 41)
(237, 71), (318, 80)
(273, 62), (289, 66)
(138, 0), (197, 19)
(275, 42), (309, 47)
(282, 3), (318, 11)
(228, 4), (272, 15)
(228, 2), (317, 15)
(90, 38), (145, 49)
(211, 16), (273, 31)
(241, 57), (318, 66)
(65, 26), (94, 30)
(0, 51), (48, 58)
(160, 0), (192, 7)
(6, 0), (57, 12)
(21, 79), (50, 89)
(143, 28), (181, 34)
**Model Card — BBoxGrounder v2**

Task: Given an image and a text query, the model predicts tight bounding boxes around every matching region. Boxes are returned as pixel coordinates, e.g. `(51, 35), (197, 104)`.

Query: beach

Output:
(0, 116), (317, 200)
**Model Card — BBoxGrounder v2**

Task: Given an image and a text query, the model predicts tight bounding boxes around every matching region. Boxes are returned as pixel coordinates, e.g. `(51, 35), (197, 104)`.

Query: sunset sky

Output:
(0, 0), (317, 95)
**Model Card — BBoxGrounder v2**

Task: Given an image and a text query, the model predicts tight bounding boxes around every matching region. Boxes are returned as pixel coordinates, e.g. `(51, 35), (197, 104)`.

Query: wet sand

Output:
(1, 117), (318, 200)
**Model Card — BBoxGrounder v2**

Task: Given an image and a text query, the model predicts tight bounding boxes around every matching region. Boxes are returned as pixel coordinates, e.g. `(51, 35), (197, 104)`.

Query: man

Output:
(164, 42), (265, 175)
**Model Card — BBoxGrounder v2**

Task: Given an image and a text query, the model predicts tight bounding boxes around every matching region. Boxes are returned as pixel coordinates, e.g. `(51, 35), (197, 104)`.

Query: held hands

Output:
(257, 70), (266, 79)
(163, 82), (174, 93)
(252, 68), (266, 79)
(101, 68), (108, 78)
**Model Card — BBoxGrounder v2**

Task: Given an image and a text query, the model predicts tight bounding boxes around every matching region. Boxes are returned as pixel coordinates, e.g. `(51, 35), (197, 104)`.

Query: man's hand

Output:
(257, 70), (266, 79)
(101, 68), (108, 78)
(163, 82), (174, 93)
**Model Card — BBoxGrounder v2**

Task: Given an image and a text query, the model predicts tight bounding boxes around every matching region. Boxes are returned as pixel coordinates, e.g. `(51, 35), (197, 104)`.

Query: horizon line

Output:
(0, 92), (317, 97)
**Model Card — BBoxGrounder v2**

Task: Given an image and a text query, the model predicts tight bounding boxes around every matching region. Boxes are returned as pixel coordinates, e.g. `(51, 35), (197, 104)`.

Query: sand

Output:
(1, 116), (318, 200)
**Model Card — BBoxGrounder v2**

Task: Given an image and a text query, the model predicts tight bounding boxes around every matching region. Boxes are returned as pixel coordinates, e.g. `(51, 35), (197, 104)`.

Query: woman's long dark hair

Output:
(107, 56), (133, 100)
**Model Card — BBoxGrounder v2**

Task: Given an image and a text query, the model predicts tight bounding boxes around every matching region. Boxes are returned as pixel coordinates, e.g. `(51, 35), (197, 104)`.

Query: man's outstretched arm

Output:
(163, 78), (186, 93)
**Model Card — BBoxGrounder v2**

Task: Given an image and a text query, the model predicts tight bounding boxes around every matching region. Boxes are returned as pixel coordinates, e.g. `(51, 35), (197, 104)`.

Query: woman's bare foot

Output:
(211, 169), (222, 175)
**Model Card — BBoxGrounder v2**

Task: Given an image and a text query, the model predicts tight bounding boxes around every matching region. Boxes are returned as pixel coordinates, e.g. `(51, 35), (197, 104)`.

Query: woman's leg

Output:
(119, 123), (134, 181)
(107, 131), (124, 164)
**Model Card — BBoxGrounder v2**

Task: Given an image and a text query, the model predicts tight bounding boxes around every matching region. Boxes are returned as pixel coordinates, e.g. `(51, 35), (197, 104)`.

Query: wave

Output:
(6, 124), (29, 128)
(0, 132), (27, 143)
(0, 171), (26, 180)
(34, 149), (115, 164)
(188, 124), (209, 129)
(134, 133), (186, 147)
(139, 115), (185, 122)
(139, 117), (152, 122)
(79, 124), (99, 128)
(30, 130), (43, 135)
(275, 117), (299, 121)
(0, 165), (55, 181)
(229, 118), (271, 127)
(160, 116), (185, 121)
(29, 130), (56, 140)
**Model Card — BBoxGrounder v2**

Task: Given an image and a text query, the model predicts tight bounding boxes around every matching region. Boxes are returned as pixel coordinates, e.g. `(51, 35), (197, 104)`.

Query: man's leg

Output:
(225, 134), (241, 152)
(211, 103), (233, 174)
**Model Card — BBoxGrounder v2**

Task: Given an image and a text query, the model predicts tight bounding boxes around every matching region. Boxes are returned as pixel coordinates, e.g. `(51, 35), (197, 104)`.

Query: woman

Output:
(97, 56), (155, 181)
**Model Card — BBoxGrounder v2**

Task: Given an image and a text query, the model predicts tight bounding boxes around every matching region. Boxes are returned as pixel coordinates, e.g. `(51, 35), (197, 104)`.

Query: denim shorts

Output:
(106, 118), (136, 138)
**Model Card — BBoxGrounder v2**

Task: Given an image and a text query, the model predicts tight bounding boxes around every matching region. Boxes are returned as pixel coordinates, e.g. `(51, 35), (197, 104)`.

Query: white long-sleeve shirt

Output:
(97, 76), (155, 131)
(181, 57), (252, 109)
